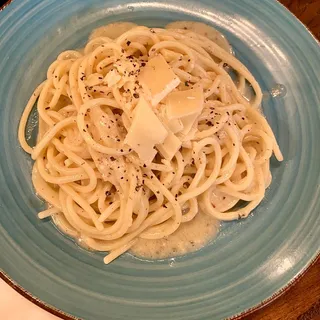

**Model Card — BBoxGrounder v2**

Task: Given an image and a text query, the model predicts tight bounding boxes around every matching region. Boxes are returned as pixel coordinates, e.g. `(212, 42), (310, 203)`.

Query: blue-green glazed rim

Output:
(1, 256), (319, 320)
(0, 0), (319, 319)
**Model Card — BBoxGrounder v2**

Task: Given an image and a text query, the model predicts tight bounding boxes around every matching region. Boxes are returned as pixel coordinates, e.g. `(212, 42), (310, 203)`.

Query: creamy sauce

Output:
(89, 22), (138, 40)
(166, 21), (232, 54)
(90, 21), (231, 54)
(52, 213), (79, 238)
(130, 212), (219, 259)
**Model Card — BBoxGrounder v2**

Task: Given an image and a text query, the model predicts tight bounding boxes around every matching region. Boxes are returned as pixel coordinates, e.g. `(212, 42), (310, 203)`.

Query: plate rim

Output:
(0, 0), (13, 12)
(0, 0), (319, 319)
(1, 255), (319, 320)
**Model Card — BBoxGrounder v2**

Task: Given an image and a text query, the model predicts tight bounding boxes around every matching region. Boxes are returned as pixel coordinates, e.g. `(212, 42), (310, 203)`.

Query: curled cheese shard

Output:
(158, 105), (183, 134)
(157, 132), (181, 161)
(165, 86), (204, 138)
(124, 97), (168, 165)
(138, 55), (180, 106)
(104, 69), (121, 87)
(180, 114), (199, 136)
(166, 86), (204, 120)
(167, 118), (183, 134)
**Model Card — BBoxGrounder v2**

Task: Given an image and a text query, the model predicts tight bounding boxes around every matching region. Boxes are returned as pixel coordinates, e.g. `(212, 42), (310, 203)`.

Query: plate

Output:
(0, 0), (319, 319)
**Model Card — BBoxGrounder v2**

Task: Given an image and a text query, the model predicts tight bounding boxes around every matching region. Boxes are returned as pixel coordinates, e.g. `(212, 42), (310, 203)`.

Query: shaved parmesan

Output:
(166, 86), (204, 120)
(124, 97), (168, 164)
(138, 55), (180, 106)
(180, 114), (199, 136)
(104, 69), (121, 87)
(157, 132), (181, 161)
(167, 118), (183, 134)
(178, 126), (198, 141)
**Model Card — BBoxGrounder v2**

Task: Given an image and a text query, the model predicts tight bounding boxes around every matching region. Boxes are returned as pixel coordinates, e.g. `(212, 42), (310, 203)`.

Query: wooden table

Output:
(248, 1), (320, 319)
(247, 260), (320, 319)
(279, 0), (320, 40)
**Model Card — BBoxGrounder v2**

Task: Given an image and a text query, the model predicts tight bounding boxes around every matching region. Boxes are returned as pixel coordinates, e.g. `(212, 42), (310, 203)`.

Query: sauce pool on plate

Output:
(130, 212), (219, 259)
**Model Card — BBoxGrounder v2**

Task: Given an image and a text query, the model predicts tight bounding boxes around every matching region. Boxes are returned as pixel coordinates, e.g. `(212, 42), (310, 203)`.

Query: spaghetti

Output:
(18, 22), (283, 264)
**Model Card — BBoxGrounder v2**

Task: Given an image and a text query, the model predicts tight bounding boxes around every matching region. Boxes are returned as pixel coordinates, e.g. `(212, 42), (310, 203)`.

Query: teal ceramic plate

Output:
(0, 0), (319, 319)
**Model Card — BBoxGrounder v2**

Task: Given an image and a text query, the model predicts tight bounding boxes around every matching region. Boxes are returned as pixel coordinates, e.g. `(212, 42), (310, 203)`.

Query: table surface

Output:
(0, 0), (319, 319)
(248, 260), (320, 320)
